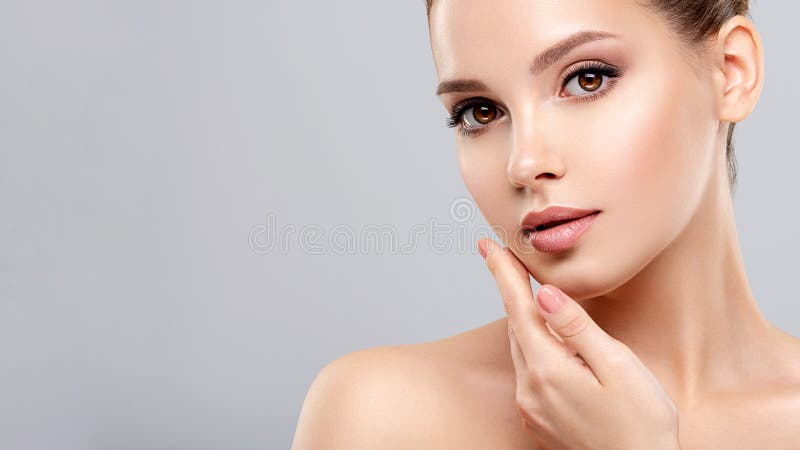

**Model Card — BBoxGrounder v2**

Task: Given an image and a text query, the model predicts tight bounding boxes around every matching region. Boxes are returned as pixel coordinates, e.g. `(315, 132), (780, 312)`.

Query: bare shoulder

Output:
(290, 317), (522, 450)
(290, 344), (451, 450)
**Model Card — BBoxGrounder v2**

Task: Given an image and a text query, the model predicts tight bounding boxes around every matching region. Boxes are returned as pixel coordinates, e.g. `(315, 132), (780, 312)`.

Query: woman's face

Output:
(429, 0), (724, 298)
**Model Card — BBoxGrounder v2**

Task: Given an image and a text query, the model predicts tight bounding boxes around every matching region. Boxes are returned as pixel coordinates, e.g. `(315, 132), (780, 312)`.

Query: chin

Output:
(517, 244), (646, 302)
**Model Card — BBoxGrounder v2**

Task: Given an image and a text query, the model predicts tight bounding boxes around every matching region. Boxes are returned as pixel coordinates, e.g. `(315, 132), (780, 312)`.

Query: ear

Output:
(711, 15), (765, 123)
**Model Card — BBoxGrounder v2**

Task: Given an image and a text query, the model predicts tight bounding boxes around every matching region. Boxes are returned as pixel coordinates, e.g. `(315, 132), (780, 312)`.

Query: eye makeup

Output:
(445, 61), (624, 138)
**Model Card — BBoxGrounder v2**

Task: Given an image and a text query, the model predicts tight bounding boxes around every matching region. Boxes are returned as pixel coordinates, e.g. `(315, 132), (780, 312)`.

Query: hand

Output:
(478, 238), (681, 450)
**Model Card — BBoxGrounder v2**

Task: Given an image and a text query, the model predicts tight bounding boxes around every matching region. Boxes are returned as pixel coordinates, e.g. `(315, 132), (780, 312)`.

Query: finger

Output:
(544, 322), (568, 349)
(507, 320), (528, 386)
(545, 321), (581, 359)
(518, 317), (585, 374)
(534, 284), (630, 385)
(479, 238), (566, 365)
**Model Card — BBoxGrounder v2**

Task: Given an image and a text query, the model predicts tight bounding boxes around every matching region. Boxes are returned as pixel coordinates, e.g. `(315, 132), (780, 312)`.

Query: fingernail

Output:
(536, 286), (563, 314)
(477, 240), (488, 259)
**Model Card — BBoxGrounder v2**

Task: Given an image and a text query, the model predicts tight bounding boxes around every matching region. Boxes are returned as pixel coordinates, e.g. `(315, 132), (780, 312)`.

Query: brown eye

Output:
(447, 99), (506, 137)
(577, 72), (602, 91)
(472, 104), (497, 124)
(462, 103), (500, 128)
(561, 62), (623, 99)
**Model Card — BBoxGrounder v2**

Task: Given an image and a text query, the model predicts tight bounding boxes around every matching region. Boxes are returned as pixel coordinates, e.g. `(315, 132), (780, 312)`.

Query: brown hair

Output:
(424, 0), (751, 191)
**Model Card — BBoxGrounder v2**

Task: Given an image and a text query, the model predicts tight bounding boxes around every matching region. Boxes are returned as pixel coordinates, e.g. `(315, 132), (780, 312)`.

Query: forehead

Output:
(429, 0), (664, 80)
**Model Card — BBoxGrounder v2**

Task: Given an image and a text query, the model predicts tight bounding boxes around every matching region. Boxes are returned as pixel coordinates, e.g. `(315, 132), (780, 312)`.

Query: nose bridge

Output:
(507, 104), (563, 188)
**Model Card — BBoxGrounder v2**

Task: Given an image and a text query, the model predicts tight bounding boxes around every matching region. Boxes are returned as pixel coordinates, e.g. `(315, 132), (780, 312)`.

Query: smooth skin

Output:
(292, 1), (800, 449)
(479, 237), (680, 450)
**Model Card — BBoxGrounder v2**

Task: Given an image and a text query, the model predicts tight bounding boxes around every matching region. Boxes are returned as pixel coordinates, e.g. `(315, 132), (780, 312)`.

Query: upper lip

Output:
(521, 206), (600, 232)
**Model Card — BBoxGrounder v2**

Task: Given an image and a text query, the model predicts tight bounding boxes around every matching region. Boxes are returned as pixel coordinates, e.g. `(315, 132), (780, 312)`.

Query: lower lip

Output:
(523, 211), (601, 254)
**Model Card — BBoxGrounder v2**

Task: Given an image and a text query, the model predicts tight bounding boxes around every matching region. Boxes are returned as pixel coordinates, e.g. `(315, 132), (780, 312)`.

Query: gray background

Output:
(0, 1), (795, 449)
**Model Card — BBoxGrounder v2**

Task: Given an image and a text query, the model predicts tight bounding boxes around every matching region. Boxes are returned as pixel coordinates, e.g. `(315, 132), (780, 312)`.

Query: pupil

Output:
(579, 73), (601, 91)
(473, 105), (496, 124)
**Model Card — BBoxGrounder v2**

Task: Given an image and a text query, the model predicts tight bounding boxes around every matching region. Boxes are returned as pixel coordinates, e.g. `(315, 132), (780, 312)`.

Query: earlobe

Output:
(716, 15), (764, 123)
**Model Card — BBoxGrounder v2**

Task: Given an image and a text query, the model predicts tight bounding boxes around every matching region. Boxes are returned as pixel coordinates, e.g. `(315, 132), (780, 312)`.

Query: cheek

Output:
(457, 137), (521, 244)
(526, 72), (715, 297)
(600, 74), (712, 246)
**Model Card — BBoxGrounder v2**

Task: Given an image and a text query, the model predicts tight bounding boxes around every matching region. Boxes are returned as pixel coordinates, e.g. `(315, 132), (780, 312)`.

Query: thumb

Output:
(535, 284), (628, 383)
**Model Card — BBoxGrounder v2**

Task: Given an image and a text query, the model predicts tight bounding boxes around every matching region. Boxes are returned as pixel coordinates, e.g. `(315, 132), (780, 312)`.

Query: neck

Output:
(578, 162), (777, 410)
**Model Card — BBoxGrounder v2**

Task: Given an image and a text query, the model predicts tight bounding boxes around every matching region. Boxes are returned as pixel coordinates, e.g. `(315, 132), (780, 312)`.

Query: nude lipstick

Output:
(520, 206), (601, 253)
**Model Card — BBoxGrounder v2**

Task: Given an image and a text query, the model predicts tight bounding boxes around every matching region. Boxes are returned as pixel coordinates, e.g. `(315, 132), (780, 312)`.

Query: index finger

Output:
(479, 238), (568, 366)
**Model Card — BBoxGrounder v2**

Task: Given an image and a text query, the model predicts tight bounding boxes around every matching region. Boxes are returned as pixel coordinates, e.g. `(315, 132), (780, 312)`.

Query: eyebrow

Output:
(435, 29), (620, 96)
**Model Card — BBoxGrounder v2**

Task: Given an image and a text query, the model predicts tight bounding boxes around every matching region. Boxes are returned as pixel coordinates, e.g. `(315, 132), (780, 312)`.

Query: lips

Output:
(521, 206), (600, 233)
(519, 206), (601, 253)
(534, 218), (576, 231)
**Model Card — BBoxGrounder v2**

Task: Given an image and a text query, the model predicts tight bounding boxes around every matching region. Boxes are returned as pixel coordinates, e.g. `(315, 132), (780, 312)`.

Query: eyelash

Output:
(445, 61), (623, 138)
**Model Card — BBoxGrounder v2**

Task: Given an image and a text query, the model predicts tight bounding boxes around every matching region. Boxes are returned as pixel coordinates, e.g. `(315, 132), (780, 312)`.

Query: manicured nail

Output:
(478, 240), (488, 259)
(536, 286), (563, 314)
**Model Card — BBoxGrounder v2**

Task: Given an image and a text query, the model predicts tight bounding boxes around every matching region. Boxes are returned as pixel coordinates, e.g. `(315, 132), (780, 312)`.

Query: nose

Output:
(506, 119), (566, 190)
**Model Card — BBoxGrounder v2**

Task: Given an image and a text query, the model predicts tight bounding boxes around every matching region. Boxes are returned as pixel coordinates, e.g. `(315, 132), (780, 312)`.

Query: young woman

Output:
(292, 1), (800, 448)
